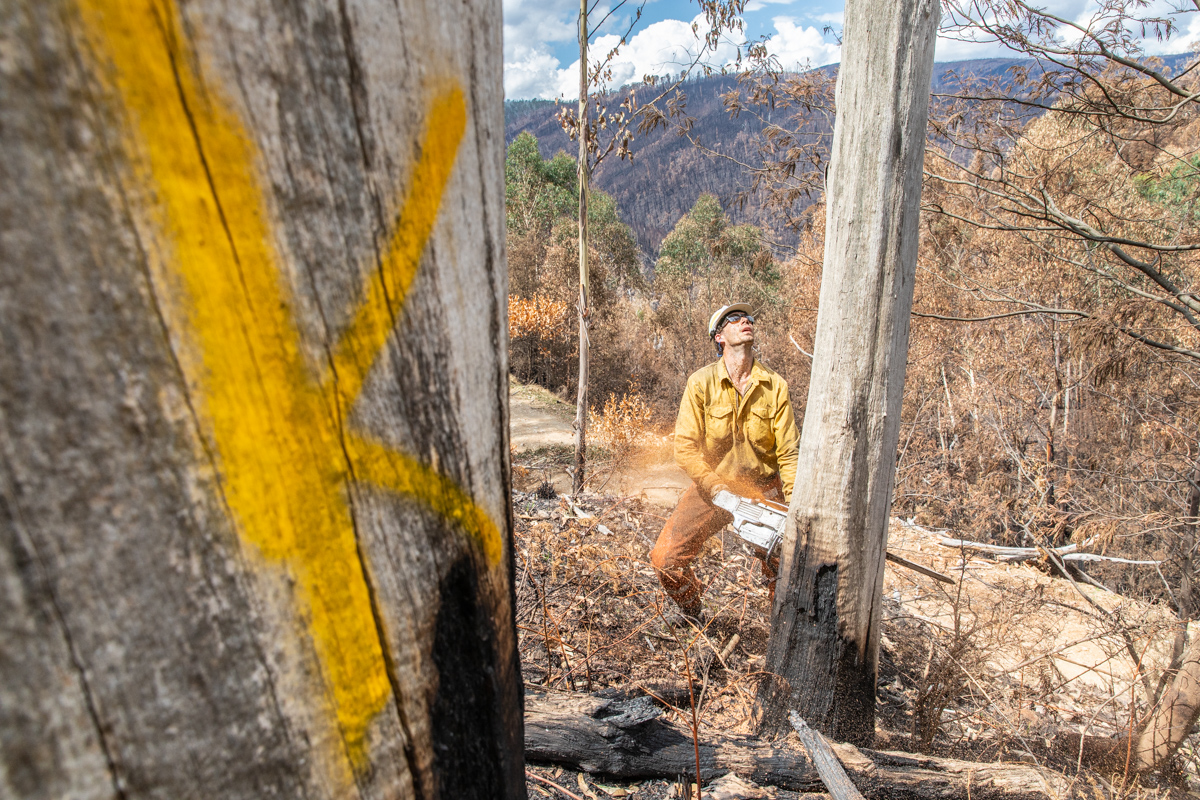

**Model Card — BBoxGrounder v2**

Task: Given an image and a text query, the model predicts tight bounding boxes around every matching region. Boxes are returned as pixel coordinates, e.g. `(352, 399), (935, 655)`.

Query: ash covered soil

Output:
(509, 381), (1192, 799)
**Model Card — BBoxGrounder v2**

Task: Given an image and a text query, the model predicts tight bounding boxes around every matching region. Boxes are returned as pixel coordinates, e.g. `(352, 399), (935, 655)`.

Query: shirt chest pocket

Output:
(705, 404), (734, 448)
(747, 405), (775, 451)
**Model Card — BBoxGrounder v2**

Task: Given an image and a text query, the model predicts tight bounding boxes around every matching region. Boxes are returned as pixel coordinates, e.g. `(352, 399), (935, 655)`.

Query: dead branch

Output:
(789, 713), (866, 800)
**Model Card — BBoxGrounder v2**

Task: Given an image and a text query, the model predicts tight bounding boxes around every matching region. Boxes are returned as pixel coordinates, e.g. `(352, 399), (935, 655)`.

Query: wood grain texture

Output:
(789, 713), (866, 800)
(755, 0), (941, 744)
(0, 1), (519, 797)
(525, 692), (1066, 799)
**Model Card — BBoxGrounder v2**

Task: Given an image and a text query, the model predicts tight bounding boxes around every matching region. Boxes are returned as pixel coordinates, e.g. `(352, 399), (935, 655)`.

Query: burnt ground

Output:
(509, 384), (1197, 799)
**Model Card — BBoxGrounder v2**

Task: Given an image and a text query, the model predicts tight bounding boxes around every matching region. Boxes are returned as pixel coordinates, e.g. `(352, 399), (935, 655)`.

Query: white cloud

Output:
(934, 0), (1197, 61)
(505, 50), (570, 100)
(764, 17), (841, 70)
(502, 0), (1198, 99)
(505, 12), (743, 99)
(811, 11), (843, 26)
(1145, 5), (1200, 54)
(502, 0), (577, 98)
(744, 0), (797, 13)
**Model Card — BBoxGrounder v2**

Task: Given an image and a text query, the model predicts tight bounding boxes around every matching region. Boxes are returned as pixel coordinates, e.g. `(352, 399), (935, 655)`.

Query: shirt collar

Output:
(719, 358), (765, 388)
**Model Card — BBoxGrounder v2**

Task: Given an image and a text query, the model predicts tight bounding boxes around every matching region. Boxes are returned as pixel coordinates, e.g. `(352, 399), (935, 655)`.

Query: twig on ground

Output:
(526, 770), (586, 800)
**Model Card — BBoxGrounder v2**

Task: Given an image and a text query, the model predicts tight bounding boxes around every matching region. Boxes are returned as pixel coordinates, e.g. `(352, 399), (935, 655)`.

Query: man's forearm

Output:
(674, 440), (722, 496)
(778, 459), (797, 502)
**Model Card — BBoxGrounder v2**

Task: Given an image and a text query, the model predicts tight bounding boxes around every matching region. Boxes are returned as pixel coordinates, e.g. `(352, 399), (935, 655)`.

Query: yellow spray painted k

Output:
(78, 0), (501, 768)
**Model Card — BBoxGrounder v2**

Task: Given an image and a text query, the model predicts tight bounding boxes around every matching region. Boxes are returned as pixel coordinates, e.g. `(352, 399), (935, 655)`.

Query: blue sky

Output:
(502, 0), (1200, 99)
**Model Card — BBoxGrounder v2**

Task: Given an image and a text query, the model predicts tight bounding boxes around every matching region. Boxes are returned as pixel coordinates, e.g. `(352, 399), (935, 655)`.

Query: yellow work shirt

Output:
(674, 359), (800, 501)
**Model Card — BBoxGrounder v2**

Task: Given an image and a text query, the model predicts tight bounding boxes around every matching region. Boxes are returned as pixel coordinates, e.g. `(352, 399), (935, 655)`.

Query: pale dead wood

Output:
(938, 536), (1161, 567)
(886, 551), (954, 585)
(758, 0), (942, 743)
(1135, 631), (1200, 772)
(789, 713), (866, 800)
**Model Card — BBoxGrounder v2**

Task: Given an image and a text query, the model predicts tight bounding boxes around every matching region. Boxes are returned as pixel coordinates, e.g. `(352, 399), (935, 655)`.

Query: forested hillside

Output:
(512, 62), (1200, 568)
(508, 53), (1195, 264)
(506, 58), (1054, 257)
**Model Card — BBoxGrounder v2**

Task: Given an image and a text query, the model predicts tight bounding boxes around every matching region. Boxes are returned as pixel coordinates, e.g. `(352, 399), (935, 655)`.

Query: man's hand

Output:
(711, 483), (730, 498)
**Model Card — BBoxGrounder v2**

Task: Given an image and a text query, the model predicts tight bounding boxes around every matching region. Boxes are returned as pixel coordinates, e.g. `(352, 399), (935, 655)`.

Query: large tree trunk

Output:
(0, 1), (521, 798)
(753, 0), (940, 744)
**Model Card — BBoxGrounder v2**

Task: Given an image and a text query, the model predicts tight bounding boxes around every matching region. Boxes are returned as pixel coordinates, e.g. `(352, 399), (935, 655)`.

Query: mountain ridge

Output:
(504, 55), (1192, 258)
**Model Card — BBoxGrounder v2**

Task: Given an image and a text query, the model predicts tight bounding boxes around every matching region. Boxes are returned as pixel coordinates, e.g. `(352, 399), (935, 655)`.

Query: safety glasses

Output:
(721, 312), (755, 328)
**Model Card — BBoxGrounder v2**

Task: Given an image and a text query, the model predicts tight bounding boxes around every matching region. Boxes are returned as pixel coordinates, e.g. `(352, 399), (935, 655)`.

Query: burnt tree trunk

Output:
(753, 0), (940, 744)
(525, 692), (1067, 799)
(0, 1), (521, 798)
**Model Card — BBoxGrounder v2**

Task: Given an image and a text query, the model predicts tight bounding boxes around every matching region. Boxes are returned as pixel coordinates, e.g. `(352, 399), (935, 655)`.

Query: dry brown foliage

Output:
(512, 487), (776, 728)
(511, 469), (1200, 794)
(591, 389), (654, 451)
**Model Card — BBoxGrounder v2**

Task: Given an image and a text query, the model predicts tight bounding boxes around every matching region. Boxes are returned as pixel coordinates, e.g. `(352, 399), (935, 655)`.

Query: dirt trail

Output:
(509, 381), (576, 452)
(509, 380), (690, 506)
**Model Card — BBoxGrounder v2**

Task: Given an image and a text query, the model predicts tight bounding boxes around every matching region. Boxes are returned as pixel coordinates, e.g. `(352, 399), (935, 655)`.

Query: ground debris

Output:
(512, 469), (1200, 796)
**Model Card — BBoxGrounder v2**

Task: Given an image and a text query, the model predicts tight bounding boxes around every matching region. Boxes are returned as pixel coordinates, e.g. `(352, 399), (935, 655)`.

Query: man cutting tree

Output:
(650, 303), (800, 621)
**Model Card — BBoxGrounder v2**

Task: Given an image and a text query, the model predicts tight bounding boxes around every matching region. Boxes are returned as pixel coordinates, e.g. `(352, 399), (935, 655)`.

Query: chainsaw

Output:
(711, 489), (788, 561)
(711, 489), (954, 584)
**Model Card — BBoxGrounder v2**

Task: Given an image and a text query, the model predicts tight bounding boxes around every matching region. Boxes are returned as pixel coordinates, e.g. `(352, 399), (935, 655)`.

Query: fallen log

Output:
(938, 536), (1085, 561)
(525, 691), (1068, 799)
(886, 551), (954, 584)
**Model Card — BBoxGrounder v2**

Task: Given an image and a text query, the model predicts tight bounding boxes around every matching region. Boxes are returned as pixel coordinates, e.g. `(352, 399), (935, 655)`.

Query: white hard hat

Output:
(707, 303), (754, 337)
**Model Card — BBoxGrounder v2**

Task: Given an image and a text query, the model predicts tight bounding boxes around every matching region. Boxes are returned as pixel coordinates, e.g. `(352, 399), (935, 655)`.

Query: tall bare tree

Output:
(0, 0), (522, 797)
(560, 0), (747, 495)
(752, 0), (941, 744)
(573, 0), (593, 497)
(563, 1), (644, 497)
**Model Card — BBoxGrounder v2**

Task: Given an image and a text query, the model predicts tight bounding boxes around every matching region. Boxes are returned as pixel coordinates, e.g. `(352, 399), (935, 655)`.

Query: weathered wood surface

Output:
(790, 713), (865, 800)
(572, 0), (591, 497)
(525, 692), (1067, 799)
(0, 1), (520, 798)
(938, 536), (1160, 567)
(757, 0), (941, 744)
(1135, 631), (1200, 771)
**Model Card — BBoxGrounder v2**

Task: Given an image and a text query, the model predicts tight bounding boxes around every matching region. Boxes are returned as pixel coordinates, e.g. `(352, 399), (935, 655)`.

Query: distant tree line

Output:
(504, 131), (786, 422)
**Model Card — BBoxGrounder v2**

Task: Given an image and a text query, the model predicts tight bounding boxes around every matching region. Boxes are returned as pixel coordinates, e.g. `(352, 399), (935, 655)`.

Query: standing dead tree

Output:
(573, 0), (593, 498)
(559, 0), (642, 497)
(0, 0), (522, 797)
(752, 0), (941, 744)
